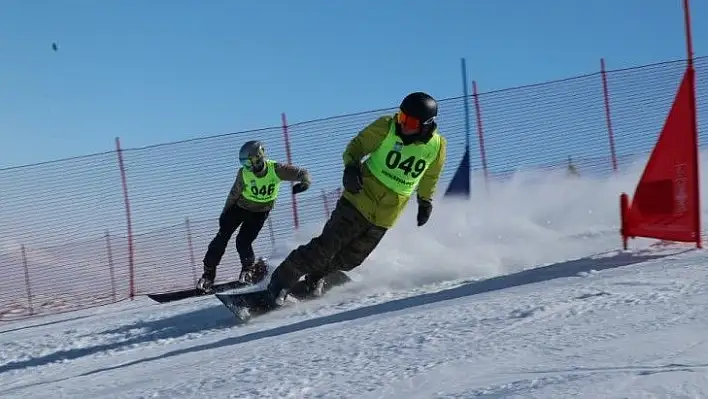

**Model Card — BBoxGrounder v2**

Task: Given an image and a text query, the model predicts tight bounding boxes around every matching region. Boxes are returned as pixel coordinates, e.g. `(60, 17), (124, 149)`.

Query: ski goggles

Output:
(396, 111), (435, 131)
(240, 155), (264, 171)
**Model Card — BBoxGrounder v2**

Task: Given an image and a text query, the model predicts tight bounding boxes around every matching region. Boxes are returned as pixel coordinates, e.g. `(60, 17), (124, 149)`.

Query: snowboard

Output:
(147, 279), (248, 303)
(147, 258), (271, 303)
(215, 270), (352, 323)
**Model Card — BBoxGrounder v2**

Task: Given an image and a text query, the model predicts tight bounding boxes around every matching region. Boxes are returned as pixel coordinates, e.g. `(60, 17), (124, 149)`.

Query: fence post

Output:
(185, 218), (198, 285)
(445, 59), (473, 198)
(281, 112), (300, 230)
(683, 0), (695, 66)
(21, 244), (33, 315)
(462, 58), (471, 161)
(115, 137), (136, 299)
(472, 80), (489, 189)
(321, 188), (330, 218)
(600, 58), (619, 172)
(460, 57), (472, 196)
(105, 230), (117, 301)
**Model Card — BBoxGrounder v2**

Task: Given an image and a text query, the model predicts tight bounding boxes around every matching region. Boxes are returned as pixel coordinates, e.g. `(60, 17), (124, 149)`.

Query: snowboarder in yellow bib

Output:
(196, 140), (311, 293)
(264, 91), (447, 305)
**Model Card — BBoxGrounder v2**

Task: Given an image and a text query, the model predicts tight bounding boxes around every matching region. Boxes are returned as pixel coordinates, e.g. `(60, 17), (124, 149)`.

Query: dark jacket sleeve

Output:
(274, 162), (312, 186)
(222, 168), (244, 212)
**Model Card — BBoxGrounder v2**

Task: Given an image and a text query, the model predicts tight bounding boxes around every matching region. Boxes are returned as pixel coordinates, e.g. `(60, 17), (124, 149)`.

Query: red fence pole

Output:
(683, 0), (695, 67)
(281, 112), (300, 230)
(472, 81), (489, 188)
(105, 230), (117, 301)
(185, 218), (197, 285)
(21, 244), (33, 315)
(115, 137), (136, 299)
(600, 58), (619, 172)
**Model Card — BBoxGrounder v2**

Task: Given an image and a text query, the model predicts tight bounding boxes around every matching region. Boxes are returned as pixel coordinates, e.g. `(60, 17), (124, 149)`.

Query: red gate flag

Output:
(620, 66), (701, 249)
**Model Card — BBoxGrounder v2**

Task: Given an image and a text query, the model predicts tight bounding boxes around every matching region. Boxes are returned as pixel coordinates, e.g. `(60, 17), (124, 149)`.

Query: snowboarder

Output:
(262, 91), (447, 305)
(196, 140), (311, 293)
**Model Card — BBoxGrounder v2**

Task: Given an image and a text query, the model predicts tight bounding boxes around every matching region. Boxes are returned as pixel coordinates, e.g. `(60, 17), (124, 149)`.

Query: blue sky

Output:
(1, 0), (707, 169)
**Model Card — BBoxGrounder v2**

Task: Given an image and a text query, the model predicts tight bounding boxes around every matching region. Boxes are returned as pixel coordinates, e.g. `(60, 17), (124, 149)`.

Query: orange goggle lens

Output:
(397, 112), (433, 130)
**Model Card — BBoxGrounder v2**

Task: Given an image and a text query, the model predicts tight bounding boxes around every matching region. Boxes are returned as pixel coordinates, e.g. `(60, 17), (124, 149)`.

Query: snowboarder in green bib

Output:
(196, 140), (311, 293)
(264, 91), (447, 305)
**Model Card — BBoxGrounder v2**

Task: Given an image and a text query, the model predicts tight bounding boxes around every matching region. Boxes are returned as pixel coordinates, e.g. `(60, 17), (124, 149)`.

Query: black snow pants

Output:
(269, 196), (387, 291)
(202, 204), (269, 278)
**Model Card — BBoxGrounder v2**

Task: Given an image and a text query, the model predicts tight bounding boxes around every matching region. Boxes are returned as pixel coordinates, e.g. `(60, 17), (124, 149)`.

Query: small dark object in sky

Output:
(52, 42), (58, 51)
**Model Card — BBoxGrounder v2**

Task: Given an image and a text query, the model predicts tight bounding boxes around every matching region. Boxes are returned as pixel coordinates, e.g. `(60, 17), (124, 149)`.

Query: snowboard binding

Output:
(238, 257), (270, 285)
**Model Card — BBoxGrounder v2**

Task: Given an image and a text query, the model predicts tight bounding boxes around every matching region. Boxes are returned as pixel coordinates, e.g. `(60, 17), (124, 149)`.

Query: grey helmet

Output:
(239, 140), (266, 172)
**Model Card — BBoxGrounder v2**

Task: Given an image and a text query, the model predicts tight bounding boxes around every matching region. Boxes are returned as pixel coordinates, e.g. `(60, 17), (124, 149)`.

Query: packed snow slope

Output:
(2, 154), (708, 398)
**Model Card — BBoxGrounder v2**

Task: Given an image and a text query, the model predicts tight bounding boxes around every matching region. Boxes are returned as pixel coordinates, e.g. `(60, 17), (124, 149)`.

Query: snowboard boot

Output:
(196, 267), (216, 294)
(238, 257), (269, 285)
(303, 273), (326, 298)
(262, 270), (290, 309)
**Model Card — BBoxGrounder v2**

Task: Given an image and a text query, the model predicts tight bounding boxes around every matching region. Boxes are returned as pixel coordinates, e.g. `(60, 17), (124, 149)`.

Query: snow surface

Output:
(3, 157), (708, 398)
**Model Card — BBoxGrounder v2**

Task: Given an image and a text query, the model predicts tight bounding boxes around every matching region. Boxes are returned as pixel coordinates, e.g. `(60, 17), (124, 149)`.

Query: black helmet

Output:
(396, 92), (438, 144)
(399, 92), (438, 124)
(239, 140), (266, 172)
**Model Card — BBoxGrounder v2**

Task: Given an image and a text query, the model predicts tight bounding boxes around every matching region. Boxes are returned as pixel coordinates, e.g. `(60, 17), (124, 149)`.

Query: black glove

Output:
(292, 182), (309, 194)
(342, 163), (363, 194)
(417, 198), (432, 226)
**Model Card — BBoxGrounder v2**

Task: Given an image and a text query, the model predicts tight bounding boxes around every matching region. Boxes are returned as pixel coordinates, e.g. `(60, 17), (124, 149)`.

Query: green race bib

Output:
(240, 160), (282, 203)
(365, 120), (440, 196)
